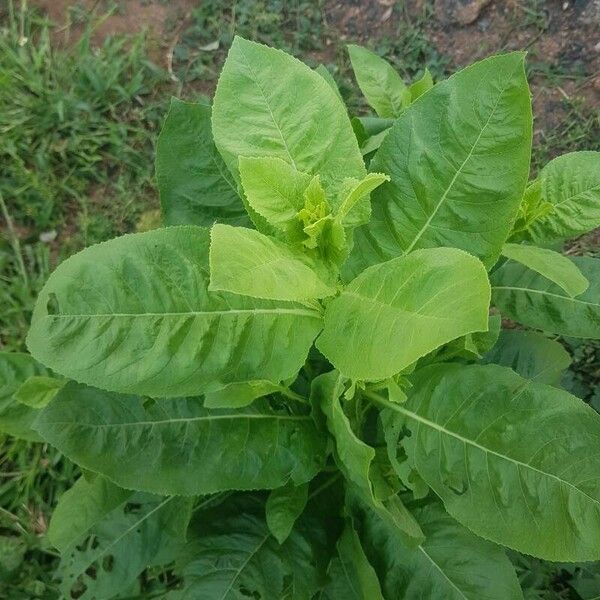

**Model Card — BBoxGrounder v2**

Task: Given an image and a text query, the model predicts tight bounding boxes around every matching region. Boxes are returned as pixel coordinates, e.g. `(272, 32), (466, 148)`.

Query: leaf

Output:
(491, 256), (600, 339)
(212, 36), (365, 199)
(501, 243), (588, 297)
(238, 156), (311, 236)
(377, 363), (600, 561)
(266, 482), (309, 544)
(313, 371), (424, 543)
(15, 375), (64, 408)
(156, 98), (248, 227)
(409, 68), (434, 101)
(203, 380), (282, 409)
(0, 352), (49, 441)
(349, 53), (532, 276)
(354, 500), (523, 600)
(34, 383), (327, 496)
(209, 224), (335, 301)
(27, 226), (322, 397)
(57, 491), (191, 600)
(319, 524), (383, 600)
(335, 173), (390, 230)
(48, 476), (132, 553)
(315, 64), (343, 101)
(317, 248), (490, 381)
(482, 329), (571, 385)
(523, 151), (600, 244)
(347, 44), (409, 118)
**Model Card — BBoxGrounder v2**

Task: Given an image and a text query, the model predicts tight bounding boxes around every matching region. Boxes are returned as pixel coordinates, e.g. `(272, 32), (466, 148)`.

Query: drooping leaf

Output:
(209, 224), (335, 301)
(35, 383), (327, 496)
(155, 98), (248, 226)
(378, 363), (600, 561)
(15, 375), (64, 408)
(501, 243), (588, 297)
(354, 500), (523, 600)
(522, 151), (600, 244)
(27, 227), (322, 397)
(0, 352), (49, 441)
(482, 329), (571, 385)
(313, 371), (424, 543)
(266, 482), (309, 544)
(347, 44), (409, 118)
(317, 248), (490, 381)
(349, 53), (532, 276)
(320, 524), (384, 600)
(212, 36), (365, 199)
(409, 68), (434, 101)
(492, 255), (600, 339)
(203, 380), (283, 409)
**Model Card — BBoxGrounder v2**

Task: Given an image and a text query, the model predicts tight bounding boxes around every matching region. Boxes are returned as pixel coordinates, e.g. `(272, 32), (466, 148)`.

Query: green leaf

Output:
(315, 64), (343, 101)
(48, 476), (132, 553)
(266, 482), (309, 544)
(482, 329), (571, 385)
(313, 371), (424, 543)
(27, 226), (322, 397)
(376, 363), (600, 561)
(317, 248), (490, 381)
(212, 37), (365, 199)
(156, 98), (248, 227)
(354, 500), (523, 600)
(0, 352), (49, 441)
(409, 67), (434, 101)
(349, 53), (532, 275)
(320, 524), (384, 600)
(203, 380), (283, 409)
(492, 256), (600, 339)
(238, 156), (311, 236)
(523, 151), (600, 244)
(15, 375), (64, 408)
(335, 172), (390, 230)
(57, 490), (191, 600)
(35, 383), (327, 496)
(347, 44), (409, 118)
(209, 224), (335, 301)
(501, 243), (588, 297)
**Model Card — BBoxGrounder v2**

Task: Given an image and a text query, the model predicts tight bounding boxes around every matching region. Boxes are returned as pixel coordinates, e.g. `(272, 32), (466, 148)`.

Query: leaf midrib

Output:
(44, 307), (321, 318)
(492, 286), (597, 307)
(417, 545), (469, 599)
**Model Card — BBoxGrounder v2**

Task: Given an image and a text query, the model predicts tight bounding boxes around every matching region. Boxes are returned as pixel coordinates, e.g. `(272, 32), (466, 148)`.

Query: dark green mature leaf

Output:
(317, 248), (490, 381)
(0, 352), (49, 441)
(266, 482), (309, 544)
(319, 524), (383, 600)
(492, 256), (600, 339)
(483, 329), (571, 385)
(35, 383), (327, 496)
(354, 500), (523, 600)
(156, 98), (248, 226)
(349, 53), (532, 275)
(378, 363), (600, 561)
(57, 489), (191, 600)
(212, 37), (365, 199)
(523, 151), (600, 244)
(27, 227), (322, 397)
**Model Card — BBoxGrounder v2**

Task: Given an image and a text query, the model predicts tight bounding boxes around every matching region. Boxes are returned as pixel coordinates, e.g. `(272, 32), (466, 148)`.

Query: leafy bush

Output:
(1, 37), (600, 598)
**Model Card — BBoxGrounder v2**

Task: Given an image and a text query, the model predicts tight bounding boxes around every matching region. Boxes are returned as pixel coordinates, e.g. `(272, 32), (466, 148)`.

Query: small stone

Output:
(39, 230), (57, 243)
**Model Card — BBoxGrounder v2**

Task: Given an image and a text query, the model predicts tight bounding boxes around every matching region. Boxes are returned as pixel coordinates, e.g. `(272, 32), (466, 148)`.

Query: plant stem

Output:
(0, 193), (29, 289)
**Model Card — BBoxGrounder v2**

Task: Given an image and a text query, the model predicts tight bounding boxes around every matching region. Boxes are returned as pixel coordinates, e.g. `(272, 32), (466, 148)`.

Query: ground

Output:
(0, 1), (598, 598)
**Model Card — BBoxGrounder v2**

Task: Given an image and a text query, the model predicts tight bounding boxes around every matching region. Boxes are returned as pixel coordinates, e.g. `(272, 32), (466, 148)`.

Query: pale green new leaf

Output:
(349, 53), (532, 275)
(15, 375), (64, 408)
(203, 380), (282, 409)
(483, 329), (571, 385)
(27, 227), (322, 397)
(335, 173), (390, 230)
(523, 151), (600, 244)
(320, 524), (384, 600)
(347, 44), (409, 118)
(409, 68), (434, 101)
(34, 383), (327, 496)
(380, 363), (600, 561)
(156, 98), (248, 226)
(501, 242), (588, 297)
(492, 256), (600, 339)
(354, 500), (523, 600)
(0, 352), (49, 441)
(266, 482), (309, 544)
(212, 37), (365, 199)
(317, 248), (490, 381)
(209, 224), (335, 301)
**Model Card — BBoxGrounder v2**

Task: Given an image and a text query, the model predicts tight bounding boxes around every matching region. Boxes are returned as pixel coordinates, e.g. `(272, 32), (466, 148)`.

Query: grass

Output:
(0, 1), (598, 598)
